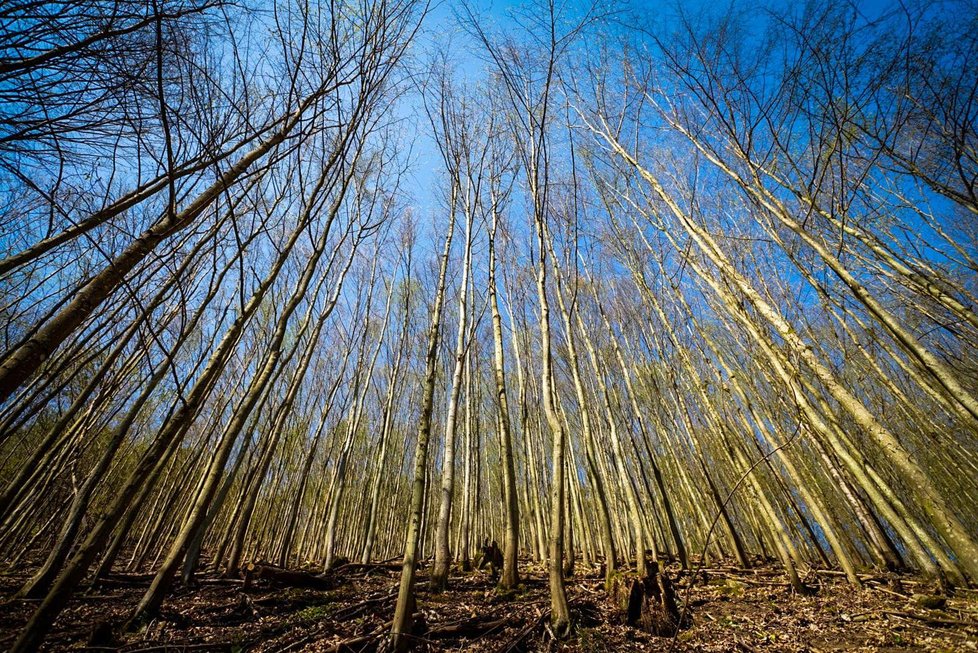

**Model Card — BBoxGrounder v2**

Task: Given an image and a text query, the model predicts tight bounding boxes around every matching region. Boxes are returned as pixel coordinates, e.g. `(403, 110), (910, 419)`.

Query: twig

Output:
(868, 585), (909, 600)
(497, 609), (549, 653)
(882, 610), (978, 629)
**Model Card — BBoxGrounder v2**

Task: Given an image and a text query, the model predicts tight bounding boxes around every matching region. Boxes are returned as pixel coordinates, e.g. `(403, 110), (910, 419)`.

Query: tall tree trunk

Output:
(430, 197), (474, 591)
(488, 203), (520, 589)
(390, 200), (456, 650)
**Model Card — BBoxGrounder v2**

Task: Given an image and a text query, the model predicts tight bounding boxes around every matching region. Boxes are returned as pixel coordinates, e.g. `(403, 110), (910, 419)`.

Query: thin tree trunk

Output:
(390, 200), (456, 650)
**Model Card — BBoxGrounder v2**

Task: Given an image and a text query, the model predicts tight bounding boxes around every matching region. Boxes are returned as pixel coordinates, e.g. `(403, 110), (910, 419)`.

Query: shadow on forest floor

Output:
(1, 556), (977, 651)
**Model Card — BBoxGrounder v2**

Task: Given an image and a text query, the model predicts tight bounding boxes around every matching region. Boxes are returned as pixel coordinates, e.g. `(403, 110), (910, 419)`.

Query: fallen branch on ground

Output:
(243, 563), (334, 591)
(882, 610), (978, 629)
(426, 615), (513, 639)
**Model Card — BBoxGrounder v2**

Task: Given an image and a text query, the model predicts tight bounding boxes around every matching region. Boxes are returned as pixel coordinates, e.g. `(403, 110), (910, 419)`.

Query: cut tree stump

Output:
(242, 563), (335, 590)
(608, 564), (689, 636)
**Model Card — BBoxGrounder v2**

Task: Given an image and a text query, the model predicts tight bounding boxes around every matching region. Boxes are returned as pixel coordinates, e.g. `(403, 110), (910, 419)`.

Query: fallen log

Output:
(425, 615), (513, 639)
(709, 572), (791, 588)
(242, 563), (334, 590)
(89, 572), (155, 588)
(882, 610), (978, 629)
(332, 562), (404, 572)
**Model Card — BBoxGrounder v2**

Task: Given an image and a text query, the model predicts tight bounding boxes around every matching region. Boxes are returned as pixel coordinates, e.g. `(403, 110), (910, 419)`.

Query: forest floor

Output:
(2, 556), (977, 652)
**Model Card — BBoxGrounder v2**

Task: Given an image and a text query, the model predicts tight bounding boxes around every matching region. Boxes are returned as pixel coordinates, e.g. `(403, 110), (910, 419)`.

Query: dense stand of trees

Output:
(1, 0), (977, 649)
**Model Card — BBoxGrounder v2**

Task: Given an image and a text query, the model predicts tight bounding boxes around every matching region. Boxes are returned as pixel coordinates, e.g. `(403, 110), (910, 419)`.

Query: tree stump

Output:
(608, 564), (689, 636)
